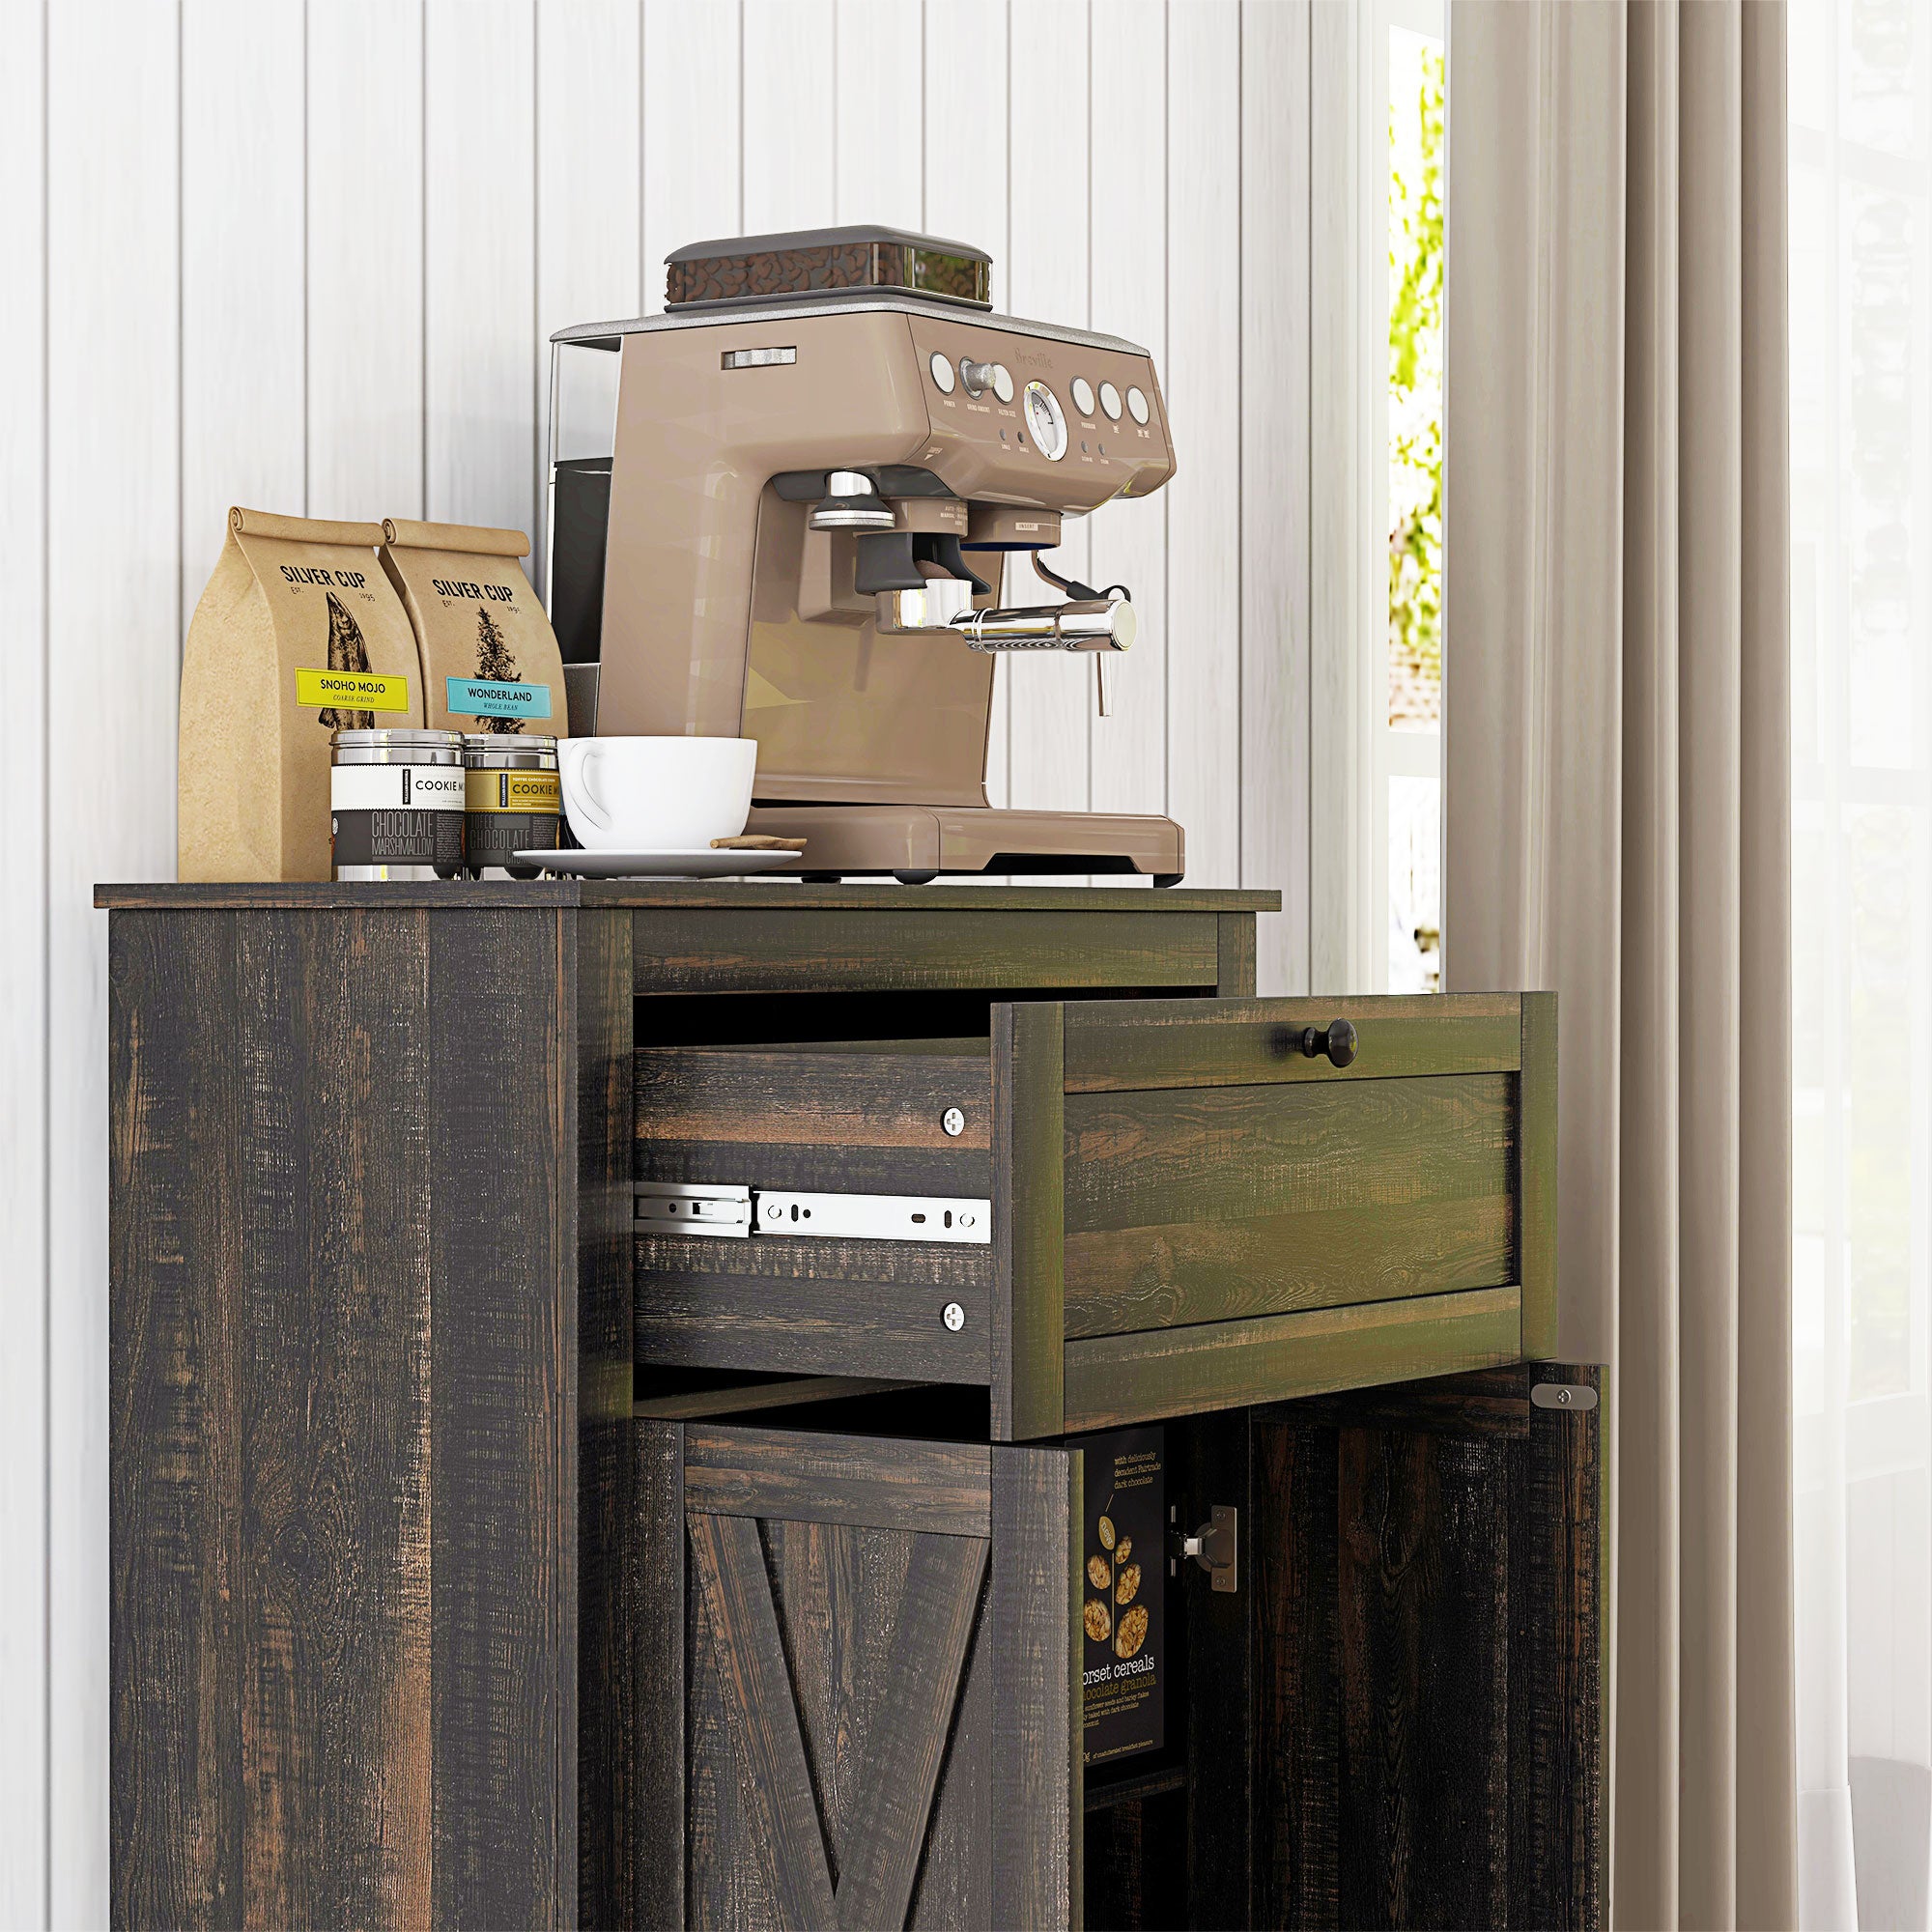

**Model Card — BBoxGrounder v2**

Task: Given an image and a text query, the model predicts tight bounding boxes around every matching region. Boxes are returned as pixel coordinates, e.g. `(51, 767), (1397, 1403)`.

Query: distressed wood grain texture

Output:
(1063, 1285), (1522, 1433)
(1064, 1193), (1515, 1338)
(1334, 1427), (1512, 1928)
(1508, 1361), (1605, 1927)
(1254, 1418), (1341, 1927)
(573, 908), (637, 1924)
(636, 1245), (993, 1384)
(1061, 991), (1523, 1091)
(1518, 991), (1561, 1360)
(688, 1510), (839, 1927)
(988, 1445), (1083, 1929)
(683, 1454), (998, 1930)
(1253, 1362), (1605, 1932)
(1064, 1073), (1515, 1235)
(633, 907), (1223, 995)
(109, 906), (641, 1930)
(635, 1047), (994, 1151)
(685, 1427), (992, 1537)
(830, 1536), (987, 1929)
(111, 912), (251, 1931)
(634, 1420), (685, 1932)
(994, 1004), (1065, 1441)
(427, 910), (570, 1921)
(1215, 910), (1258, 996)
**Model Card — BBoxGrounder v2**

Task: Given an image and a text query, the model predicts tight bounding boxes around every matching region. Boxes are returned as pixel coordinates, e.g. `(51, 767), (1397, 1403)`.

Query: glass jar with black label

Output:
(330, 728), (467, 881)
(462, 733), (561, 879)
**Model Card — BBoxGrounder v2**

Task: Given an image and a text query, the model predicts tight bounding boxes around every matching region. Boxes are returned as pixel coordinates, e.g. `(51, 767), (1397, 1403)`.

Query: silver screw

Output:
(943, 1302), (966, 1332)
(942, 1107), (966, 1136)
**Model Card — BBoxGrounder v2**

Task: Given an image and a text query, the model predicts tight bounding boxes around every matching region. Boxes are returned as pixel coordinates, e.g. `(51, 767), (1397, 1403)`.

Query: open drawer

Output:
(634, 992), (1555, 1439)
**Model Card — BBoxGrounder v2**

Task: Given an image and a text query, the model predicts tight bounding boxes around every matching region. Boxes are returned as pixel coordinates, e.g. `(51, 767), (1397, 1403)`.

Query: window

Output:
(1789, 0), (1932, 1918)
(1382, 17), (1446, 994)
(1312, 0), (1445, 997)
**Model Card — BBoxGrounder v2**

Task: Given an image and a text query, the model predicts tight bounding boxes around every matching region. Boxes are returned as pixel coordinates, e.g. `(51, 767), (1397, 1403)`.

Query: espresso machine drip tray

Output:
(665, 224), (993, 312)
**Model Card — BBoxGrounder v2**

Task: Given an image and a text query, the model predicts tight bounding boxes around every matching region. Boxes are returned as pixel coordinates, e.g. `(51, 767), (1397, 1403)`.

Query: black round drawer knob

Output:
(1299, 1018), (1358, 1068)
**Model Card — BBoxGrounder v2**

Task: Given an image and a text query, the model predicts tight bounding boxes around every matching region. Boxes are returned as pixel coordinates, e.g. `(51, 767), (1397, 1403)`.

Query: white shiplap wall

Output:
(0, 1), (1314, 1919)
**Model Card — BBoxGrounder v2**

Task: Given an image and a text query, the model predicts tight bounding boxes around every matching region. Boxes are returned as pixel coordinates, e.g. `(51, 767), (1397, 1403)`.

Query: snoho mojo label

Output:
(297, 667), (412, 712)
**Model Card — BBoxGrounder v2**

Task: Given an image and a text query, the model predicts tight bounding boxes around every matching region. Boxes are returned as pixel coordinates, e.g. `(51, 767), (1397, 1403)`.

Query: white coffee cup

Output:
(557, 736), (757, 850)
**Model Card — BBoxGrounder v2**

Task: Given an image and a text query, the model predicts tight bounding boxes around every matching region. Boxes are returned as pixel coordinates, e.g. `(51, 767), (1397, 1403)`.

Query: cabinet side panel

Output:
(427, 909), (570, 1927)
(1518, 991), (1558, 1358)
(989, 1445), (1083, 1930)
(576, 910), (637, 1926)
(1215, 912), (1258, 997)
(110, 912), (246, 1932)
(113, 907), (441, 1931)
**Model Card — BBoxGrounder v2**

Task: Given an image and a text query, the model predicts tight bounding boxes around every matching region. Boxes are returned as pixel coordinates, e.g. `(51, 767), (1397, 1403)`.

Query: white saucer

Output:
(515, 847), (797, 880)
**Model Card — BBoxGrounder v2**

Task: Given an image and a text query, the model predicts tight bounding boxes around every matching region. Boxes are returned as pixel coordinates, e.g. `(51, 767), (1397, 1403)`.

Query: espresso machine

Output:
(546, 225), (1184, 882)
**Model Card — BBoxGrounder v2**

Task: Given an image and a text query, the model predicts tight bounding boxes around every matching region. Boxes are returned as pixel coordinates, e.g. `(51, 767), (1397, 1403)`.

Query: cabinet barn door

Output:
(663, 1426), (1082, 1932)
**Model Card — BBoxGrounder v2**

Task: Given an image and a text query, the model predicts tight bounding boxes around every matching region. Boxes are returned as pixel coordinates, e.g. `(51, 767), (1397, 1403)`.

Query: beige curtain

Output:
(1443, 3), (1797, 1926)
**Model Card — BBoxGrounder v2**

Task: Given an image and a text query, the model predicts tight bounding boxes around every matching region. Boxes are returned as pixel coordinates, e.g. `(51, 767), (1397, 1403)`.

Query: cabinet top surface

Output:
(96, 881), (1282, 914)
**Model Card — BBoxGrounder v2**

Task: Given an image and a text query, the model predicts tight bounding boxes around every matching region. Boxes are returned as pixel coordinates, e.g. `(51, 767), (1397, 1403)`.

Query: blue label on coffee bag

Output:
(447, 676), (552, 720)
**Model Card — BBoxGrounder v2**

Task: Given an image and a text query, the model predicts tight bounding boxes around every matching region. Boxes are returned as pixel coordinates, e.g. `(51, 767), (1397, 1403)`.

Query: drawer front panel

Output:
(635, 1233), (993, 1383)
(1063, 1284), (1522, 1431)
(1063, 993), (1522, 1092)
(1062, 1073), (1516, 1337)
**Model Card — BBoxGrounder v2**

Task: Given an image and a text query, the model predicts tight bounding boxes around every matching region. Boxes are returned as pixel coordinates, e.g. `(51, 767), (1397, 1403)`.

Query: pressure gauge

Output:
(1022, 381), (1067, 461)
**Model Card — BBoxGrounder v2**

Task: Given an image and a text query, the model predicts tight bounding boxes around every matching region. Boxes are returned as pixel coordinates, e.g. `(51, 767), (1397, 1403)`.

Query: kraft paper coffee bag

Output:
(379, 520), (567, 739)
(179, 508), (425, 881)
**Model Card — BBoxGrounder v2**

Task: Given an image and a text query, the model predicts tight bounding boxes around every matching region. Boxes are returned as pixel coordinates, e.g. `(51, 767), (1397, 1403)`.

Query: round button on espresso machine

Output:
(1127, 384), (1151, 425)
(929, 351), (956, 393)
(1098, 380), (1122, 420)
(1071, 376), (1096, 416)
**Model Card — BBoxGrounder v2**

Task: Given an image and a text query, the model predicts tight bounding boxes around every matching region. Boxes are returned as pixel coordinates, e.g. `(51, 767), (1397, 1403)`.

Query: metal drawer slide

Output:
(637, 1181), (991, 1244)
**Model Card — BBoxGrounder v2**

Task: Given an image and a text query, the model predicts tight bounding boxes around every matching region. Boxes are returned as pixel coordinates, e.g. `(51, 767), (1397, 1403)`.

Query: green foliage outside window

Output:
(1389, 42), (1445, 726)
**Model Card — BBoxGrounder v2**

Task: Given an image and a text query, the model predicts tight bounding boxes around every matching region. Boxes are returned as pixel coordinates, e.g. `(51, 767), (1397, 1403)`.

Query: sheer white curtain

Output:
(1790, 1), (1932, 1927)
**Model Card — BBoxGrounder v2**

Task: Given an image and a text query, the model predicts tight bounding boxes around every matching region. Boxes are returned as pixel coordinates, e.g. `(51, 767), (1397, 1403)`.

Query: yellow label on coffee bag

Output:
(296, 667), (412, 711)
(466, 768), (561, 812)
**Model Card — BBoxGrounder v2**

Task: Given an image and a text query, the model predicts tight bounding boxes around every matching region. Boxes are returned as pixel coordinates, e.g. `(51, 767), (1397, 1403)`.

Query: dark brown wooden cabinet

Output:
(99, 882), (1599, 1931)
